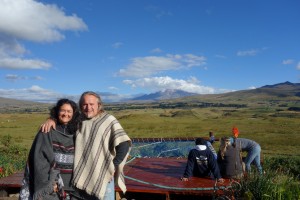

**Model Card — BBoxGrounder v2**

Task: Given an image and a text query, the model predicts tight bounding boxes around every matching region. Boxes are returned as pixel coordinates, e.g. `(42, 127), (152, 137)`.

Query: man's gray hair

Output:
(79, 91), (104, 111)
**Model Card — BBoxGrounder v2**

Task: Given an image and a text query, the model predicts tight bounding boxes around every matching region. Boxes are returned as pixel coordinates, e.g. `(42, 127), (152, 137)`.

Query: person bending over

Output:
(231, 127), (263, 175)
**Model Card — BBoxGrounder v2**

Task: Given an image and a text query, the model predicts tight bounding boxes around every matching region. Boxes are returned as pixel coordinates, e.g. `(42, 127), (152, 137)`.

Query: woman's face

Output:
(58, 103), (74, 125)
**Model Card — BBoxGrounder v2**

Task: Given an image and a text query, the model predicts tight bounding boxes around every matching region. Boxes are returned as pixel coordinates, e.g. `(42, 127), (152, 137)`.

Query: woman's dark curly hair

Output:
(50, 98), (81, 135)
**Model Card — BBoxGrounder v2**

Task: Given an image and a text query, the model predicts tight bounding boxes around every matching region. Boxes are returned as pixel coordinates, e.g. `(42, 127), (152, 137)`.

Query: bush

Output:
(0, 134), (12, 147)
(240, 171), (300, 200)
(264, 156), (300, 179)
(0, 134), (28, 178)
(238, 156), (300, 200)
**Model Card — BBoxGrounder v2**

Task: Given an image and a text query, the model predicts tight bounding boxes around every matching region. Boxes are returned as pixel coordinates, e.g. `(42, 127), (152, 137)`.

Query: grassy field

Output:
(0, 113), (49, 148)
(1, 85), (299, 198)
(1, 103), (300, 199)
(0, 105), (299, 157)
(111, 107), (300, 157)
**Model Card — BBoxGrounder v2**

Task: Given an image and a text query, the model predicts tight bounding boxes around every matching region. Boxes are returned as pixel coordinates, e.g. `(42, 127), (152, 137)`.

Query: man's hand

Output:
(181, 177), (189, 181)
(217, 178), (225, 183)
(40, 119), (56, 133)
(53, 183), (58, 193)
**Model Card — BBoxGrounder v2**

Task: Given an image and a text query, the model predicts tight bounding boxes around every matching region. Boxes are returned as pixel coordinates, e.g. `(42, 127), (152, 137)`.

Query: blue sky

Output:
(0, 0), (299, 103)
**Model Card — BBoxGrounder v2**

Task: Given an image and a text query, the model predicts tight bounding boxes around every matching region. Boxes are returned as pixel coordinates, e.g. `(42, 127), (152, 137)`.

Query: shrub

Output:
(240, 171), (300, 200)
(0, 134), (28, 178)
(238, 156), (300, 199)
(264, 156), (300, 179)
(0, 134), (12, 147)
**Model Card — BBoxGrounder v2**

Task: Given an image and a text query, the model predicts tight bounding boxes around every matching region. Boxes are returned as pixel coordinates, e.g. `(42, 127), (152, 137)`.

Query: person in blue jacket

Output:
(181, 138), (224, 182)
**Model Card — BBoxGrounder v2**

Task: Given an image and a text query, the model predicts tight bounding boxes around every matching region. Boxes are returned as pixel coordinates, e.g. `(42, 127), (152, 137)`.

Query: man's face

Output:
(81, 94), (100, 119)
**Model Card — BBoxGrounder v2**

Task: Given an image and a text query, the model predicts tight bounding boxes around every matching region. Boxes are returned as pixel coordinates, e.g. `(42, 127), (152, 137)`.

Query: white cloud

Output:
(145, 6), (173, 19)
(151, 48), (163, 53)
(0, 35), (52, 69)
(282, 59), (294, 65)
(31, 76), (44, 80)
(0, 57), (51, 69)
(236, 47), (268, 57)
(112, 42), (123, 49)
(0, 0), (87, 70)
(5, 74), (44, 81)
(118, 56), (180, 77)
(179, 54), (206, 67)
(123, 76), (230, 94)
(0, 85), (64, 102)
(215, 54), (227, 59)
(98, 92), (133, 103)
(0, 35), (26, 56)
(5, 74), (27, 81)
(108, 86), (119, 90)
(0, 0), (87, 42)
(156, 11), (173, 19)
(0, 86), (129, 103)
(281, 59), (300, 70)
(237, 49), (258, 56)
(118, 54), (206, 77)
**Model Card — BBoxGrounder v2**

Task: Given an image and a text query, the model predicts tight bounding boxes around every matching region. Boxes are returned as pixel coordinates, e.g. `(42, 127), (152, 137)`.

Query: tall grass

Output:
(239, 166), (300, 199)
(227, 156), (300, 199)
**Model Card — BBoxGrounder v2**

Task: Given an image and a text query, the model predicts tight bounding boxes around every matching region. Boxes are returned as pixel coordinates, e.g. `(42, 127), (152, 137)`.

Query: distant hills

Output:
(126, 81), (300, 103)
(131, 89), (197, 101)
(0, 97), (51, 113)
(0, 82), (299, 112)
(261, 81), (300, 89)
(0, 97), (49, 107)
(221, 81), (300, 100)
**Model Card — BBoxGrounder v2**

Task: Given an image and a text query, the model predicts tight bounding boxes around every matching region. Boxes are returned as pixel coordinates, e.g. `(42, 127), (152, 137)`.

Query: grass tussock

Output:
(239, 170), (300, 200)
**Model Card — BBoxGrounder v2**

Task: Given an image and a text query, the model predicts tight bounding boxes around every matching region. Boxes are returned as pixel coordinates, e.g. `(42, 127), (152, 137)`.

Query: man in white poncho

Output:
(73, 91), (131, 200)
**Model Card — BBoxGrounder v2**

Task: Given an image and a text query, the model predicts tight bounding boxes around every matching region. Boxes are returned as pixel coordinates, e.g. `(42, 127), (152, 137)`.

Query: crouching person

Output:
(181, 138), (224, 183)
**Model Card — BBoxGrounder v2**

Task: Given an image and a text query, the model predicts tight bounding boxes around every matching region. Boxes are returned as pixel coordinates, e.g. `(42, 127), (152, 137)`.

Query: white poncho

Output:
(72, 112), (131, 199)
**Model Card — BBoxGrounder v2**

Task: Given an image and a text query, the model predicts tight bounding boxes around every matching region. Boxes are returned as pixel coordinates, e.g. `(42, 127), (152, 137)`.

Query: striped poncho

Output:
(72, 112), (131, 199)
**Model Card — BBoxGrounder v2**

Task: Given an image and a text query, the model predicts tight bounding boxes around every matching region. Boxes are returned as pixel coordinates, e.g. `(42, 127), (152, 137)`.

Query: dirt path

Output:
(0, 195), (18, 200)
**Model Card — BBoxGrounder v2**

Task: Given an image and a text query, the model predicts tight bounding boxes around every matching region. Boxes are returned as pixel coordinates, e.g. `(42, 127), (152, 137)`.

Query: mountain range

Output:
(126, 81), (300, 102)
(0, 81), (299, 109)
(131, 89), (198, 101)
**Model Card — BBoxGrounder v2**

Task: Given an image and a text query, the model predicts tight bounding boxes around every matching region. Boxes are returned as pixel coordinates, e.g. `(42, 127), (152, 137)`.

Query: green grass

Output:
(0, 113), (48, 149)
(239, 156), (300, 199)
(0, 105), (299, 199)
(1, 106), (299, 157)
(109, 107), (300, 157)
